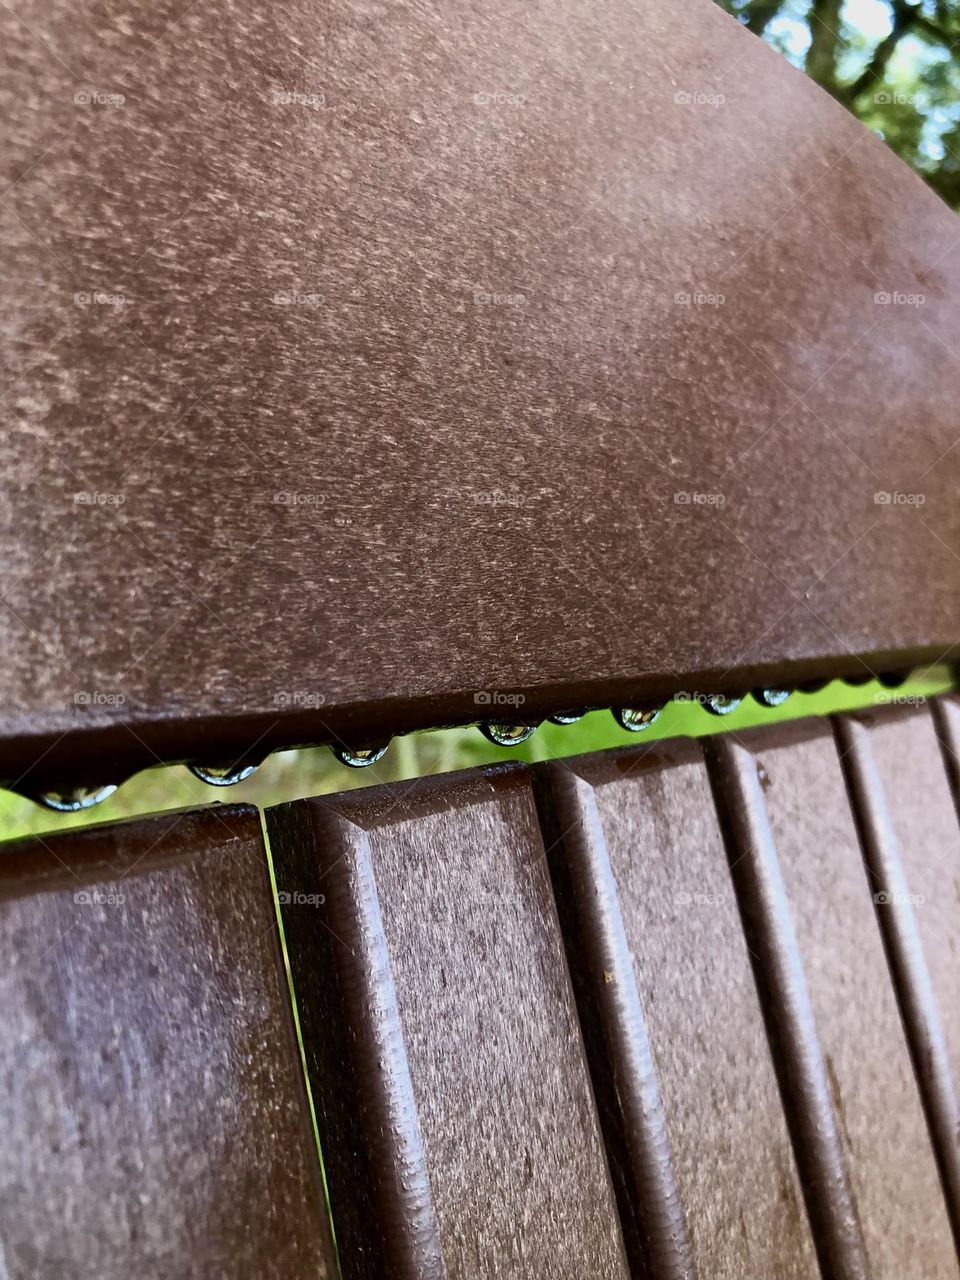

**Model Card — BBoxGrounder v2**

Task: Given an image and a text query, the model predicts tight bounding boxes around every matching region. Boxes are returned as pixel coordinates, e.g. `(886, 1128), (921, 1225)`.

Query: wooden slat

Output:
(3, 0), (960, 788)
(838, 703), (960, 1256)
(0, 806), (335, 1279)
(706, 732), (870, 1280)
(712, 722), (958, 1279)
(267, 767), (630, 1279)
(535, 744), (818, 1280)
(532, 760), (694, 1280)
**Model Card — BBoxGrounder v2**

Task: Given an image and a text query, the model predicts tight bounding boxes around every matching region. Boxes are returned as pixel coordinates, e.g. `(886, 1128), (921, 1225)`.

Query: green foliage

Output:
(714, 0), (960, 209)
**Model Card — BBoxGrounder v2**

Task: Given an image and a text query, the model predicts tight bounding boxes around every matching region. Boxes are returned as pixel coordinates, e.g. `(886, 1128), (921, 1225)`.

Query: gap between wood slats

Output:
(703, 735), (871, 1280)
(532, 762), (695, 1280)
(836, 710), (960, 1261)
(265, 802), (445, 1280)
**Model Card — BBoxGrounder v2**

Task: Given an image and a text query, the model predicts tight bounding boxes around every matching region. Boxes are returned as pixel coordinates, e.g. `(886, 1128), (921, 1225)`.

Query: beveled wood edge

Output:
(265, 800), (446, 1280)
(531, 761), (695, 1280)
(703, 734), (870, 1280)
(834, 711), (960, 1258)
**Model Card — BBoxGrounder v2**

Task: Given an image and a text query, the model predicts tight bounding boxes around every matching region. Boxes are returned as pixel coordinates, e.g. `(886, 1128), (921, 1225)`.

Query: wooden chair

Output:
(2, 0), (960, 1274)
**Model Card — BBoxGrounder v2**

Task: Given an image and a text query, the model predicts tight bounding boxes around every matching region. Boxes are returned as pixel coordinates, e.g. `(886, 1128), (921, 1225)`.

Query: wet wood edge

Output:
(0, 653), (934, 795)
(834, 709), (960, 1260)
(265, 799), (446, 1280)
(703, 733), (870, 1280)
(531, 760), (695, 1280)
(932, 696), (960, 827)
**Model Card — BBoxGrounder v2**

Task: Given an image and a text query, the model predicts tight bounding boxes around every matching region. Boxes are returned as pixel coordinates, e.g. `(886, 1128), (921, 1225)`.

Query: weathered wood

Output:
(705, 733), (870, 1280)
(0, 806), (335, 1279)
(745, 719), (957, 1279)
(2, 0), (960, 787)
(267, 767), (630, 1278)
(537, 743), (818, 1280)
(839, 704), (960, 1259)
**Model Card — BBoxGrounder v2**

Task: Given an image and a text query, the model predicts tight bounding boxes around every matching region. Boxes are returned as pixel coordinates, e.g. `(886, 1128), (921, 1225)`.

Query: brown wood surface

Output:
(537, 743), (818, 1280)
(706, 732), (871, 1280)
(0, 805), (335, 1280)
(267, 767), (630, 1279)
(714, 721), (958, 1280)
(3, 0), (960, 788)
(532, 759), (695, 1280)
(838, 703), (960, 1257)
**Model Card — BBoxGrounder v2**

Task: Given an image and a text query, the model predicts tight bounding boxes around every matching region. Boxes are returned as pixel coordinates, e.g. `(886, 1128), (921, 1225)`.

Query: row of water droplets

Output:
(32, 687), (791, 811)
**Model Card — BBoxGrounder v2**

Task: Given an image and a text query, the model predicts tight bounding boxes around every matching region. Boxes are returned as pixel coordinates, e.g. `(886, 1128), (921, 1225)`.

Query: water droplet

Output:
(332, 743), (389, 768)
(35, 784), (118, 812)
(480, 723), (537, 746)
(549, 711), (585, 725)
(702, 693), (743, 716)
(189, 761), (260, 787)
(754, 688), (791, 708)
(613, 705), (664, 732)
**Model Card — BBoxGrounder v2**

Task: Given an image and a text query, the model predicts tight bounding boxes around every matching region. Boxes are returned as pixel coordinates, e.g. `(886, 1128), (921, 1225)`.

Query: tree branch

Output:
(805, 0), (846, 97)
(848, 0), (919, 100)
(743, 0), (784, 36)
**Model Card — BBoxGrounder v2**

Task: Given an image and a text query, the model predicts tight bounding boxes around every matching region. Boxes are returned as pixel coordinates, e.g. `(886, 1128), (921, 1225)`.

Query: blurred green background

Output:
(716, 0), (960, 208)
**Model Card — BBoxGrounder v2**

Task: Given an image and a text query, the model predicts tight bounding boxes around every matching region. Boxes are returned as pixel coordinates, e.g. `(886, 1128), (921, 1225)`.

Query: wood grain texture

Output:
(838, 703), (960, 1259)
(267, 766), (630, 1279)
(540, 742), (818, 1280)
(0, 805), (334, 1280)
(532, 760), (695, 1280)
(705, 733), (870, 1280)
(2, 0), (960, 787)
(718, 721), (958, 1280)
